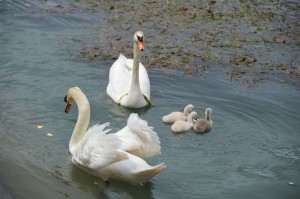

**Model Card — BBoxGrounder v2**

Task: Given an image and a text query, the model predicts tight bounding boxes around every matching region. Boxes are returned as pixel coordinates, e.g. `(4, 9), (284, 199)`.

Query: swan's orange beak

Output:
(137, 40), (144, 51)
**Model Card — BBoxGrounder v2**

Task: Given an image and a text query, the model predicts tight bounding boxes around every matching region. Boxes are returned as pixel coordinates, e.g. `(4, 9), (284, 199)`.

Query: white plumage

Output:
(116, 113), (161, 159)
(107, 31), (151, 108)
(162, 104), (194, 123)
(171, 111), (198, 133)
(64, 87), (165, 184)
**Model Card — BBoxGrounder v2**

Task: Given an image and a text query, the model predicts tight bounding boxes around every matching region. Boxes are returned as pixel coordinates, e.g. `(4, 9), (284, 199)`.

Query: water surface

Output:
(1, 1), (300, 199)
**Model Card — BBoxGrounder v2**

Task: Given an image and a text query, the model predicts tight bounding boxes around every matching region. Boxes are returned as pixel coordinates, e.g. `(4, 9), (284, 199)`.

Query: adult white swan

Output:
(106, 31), (151, 108)
(64, 87), (165, 184)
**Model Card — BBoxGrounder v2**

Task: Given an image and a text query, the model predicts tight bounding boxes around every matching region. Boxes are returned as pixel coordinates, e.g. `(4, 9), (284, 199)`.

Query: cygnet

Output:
(171, 111), (198, 133)
(162, 104), (194, 123)
(193, 108), (213, 133)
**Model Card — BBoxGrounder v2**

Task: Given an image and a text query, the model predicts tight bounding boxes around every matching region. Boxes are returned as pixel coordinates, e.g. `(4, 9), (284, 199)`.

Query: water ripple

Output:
(264, 146), (300, 161)
(239, 166), (279, 179)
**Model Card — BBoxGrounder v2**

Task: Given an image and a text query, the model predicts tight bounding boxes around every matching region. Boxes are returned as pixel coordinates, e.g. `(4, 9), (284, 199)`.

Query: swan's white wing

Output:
(71, 123), (127, 170)
(127, 113), (159, 143)
(116, 113), (161, 158)
(107, 54), (131, 102)
(138, 63), (150, 98)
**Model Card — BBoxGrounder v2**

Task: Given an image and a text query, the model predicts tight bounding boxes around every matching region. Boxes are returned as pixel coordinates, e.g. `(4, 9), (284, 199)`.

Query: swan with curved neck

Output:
(106, 31), (151, 108)
(64, 87), (165, 184)
(171, 111), (198, 133)
(193, 108), (213, 133)
(64, 87), (91, 153)
(162, 104), (194, 124)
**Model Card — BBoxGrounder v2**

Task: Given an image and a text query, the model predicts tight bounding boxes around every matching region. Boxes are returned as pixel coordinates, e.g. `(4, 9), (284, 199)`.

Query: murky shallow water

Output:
(1, 1), (300, 199)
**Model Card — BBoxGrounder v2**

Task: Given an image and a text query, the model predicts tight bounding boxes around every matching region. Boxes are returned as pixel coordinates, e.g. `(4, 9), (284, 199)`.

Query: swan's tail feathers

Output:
(127, 113), (161, 158)
(135, 163), (166, 183)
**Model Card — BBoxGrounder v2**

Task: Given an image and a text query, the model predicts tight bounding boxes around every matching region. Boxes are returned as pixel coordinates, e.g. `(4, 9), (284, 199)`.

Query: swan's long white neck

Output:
(69, 91), (90, 153)
(128, 41), (142, 97)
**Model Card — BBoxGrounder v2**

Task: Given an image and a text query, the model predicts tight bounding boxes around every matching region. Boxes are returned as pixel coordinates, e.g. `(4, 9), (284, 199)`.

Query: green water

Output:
(0, 1), (300, 198)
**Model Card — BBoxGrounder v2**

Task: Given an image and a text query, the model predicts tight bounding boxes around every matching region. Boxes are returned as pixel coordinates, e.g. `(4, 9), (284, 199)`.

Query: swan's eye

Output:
(64, 95), (67, 102)
(137, 35), (143, 42)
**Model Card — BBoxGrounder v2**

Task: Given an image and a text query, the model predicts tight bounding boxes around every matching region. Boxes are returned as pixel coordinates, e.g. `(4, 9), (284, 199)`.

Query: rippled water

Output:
(1, 1), (300, 199)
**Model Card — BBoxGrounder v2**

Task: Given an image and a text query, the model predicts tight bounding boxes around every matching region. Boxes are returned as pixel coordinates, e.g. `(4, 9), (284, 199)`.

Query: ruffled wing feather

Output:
(71, 123), (127, 170)
(116, 113), (161, 158)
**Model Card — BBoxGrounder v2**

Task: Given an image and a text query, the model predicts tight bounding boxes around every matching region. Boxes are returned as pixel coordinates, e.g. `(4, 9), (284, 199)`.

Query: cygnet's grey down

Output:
(162, 104), (194, 123)
(193, 108), (213, 133)
(171, 111), (198, 133)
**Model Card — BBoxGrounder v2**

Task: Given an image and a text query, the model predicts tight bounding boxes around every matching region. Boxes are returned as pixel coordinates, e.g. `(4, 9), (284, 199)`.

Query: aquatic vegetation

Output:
(47, 0), (299, 82)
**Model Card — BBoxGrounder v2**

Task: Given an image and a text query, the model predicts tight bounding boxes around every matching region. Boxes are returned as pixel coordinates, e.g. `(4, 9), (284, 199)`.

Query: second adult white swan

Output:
(106, 31), (151, 108)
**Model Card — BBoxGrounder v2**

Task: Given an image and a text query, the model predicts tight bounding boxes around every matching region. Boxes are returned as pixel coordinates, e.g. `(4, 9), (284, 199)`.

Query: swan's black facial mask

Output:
(137, 36), (144, 51)
(137, 35), (143, 42)
(64, 95), (71, 113)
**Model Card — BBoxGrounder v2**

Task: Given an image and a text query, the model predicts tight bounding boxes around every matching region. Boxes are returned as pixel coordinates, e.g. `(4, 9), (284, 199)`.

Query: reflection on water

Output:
(1, 1), (300, 199)
(66, 162), (155, 199)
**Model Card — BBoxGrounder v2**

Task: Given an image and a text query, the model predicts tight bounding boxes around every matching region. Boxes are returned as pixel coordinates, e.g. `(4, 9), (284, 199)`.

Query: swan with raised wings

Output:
(115, 113), (161, 159)
(64, 87), (165, 184)
(106, 31), (151, 108)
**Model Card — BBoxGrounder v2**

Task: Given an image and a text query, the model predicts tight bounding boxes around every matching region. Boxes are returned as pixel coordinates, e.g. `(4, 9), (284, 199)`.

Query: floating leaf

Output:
(47, 132), (53, 137)
(288, 182), (296, 186)
(36, 125), (44, 129)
